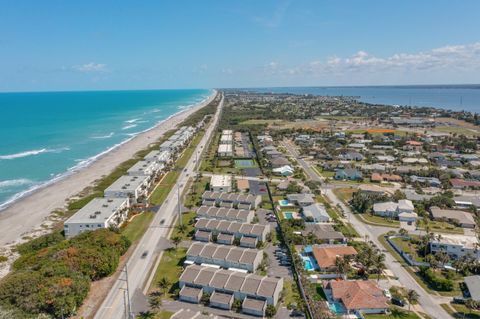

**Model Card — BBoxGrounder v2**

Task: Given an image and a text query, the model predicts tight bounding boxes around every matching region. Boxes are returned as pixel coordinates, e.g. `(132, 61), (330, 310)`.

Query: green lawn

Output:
(149, 247), (187, 295)
(390, 237), (425, 262)
(417, 219), (464, 234)
(121, 211), (155, 242)
(281, 279), (303, 308)
(443, 303), (480, 319)
(357, 213), (400, 227)
(364, 308), (421, 319)
(171, 211), (196, 241)
(155, 311), (174, 319)
(240, 119), (286, 125)
(332, 188), (356, 203)
(434, 126), (480, 137)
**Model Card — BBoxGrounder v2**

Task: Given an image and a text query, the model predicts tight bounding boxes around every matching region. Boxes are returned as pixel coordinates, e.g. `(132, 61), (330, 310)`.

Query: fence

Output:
(386, 235), (430, 267)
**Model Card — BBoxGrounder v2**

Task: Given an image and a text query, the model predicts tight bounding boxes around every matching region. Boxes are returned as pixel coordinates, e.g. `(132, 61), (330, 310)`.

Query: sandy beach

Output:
(0, 91), (216, 249)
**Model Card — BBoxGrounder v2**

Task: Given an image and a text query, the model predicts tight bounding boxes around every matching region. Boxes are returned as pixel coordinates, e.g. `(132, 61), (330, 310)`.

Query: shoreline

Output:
(0, 90), (216, 248)
(0, 91), (214, 212)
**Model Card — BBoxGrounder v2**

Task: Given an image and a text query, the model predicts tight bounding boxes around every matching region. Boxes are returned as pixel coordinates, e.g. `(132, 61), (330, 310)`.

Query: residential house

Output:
(373, 199), (414, 218)
(286, 193), (315, 207)
(430, 206), (476, 228)
(335, 168), (363, 181)
(429, 235), (480, 259)
(312, 245), (357, 271)
(302, 203), (330, 223)
(322, 280), (389, 314)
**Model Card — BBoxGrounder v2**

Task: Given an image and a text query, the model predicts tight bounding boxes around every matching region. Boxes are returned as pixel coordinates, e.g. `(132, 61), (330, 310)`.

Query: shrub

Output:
(0, 229), (130, 317)
(419, 267), (454, 291)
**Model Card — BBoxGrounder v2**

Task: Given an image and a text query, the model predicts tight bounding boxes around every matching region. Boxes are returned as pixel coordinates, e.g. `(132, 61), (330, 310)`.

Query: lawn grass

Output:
(434, 126), (480, 137)
(335, 221), (360, 238)
(149, 247), (187, 296)
(447, 304), (480, 319)
(155, 311), (174, 319)
(364, 307), (421, 319)
(282, 279), (303, 308)
(149, 171), (180, 206)
(417, 219), (464, 234)
(357, 213), (400, 227)
(390, 237), (424, 262)
(121, 211), (155, 242)
(332, 188), (356, 203)
(171, 211), (196, 241)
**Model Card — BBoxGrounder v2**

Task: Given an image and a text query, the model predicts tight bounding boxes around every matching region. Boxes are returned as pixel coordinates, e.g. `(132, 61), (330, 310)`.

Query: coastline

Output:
(0, 90), (216, 249)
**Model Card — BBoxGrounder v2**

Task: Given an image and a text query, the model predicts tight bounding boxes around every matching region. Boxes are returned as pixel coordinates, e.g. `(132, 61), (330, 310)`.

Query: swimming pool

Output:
(328, 302), (346, 314)
(283, 212), (294, 219)
(278, 199), (291, 207)
(303, 257), (314, 271)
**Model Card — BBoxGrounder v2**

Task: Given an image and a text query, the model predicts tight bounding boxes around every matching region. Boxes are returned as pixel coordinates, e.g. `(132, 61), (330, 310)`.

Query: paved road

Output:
(282, 139), (452, 319)
(94, 94), (223, 319)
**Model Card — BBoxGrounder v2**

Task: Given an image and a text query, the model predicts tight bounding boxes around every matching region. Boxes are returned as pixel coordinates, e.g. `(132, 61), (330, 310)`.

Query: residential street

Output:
(281, 139), (452, 319)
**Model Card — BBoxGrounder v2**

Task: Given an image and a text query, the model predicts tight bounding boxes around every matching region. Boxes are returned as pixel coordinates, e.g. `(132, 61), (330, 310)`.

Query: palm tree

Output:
(374, 253), (386, 282)
(435, 251), (450, 268)
(176, 223), (187, 234)
(158, 277), (171, 295)
(148, 292), (162, 312)
(399, 228), (408, 237)
(138, 311), (156, 319)
(406, 289), (419, 311)
(171, 235), (182, 249)
(422, 232), (435, 257)
(335, 256), (350, 279)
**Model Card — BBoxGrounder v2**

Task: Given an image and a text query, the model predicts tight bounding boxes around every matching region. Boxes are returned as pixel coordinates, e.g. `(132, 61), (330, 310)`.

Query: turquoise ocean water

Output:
(0, 89), (212, 210)
(250, 85), (480, 112)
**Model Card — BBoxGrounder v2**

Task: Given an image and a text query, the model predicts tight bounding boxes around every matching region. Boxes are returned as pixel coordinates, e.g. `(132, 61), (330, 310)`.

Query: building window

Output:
(98, 224), (102, 227)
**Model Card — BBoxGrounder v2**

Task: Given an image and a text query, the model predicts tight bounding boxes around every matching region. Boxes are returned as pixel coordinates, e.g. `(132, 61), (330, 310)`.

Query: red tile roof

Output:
(326, 280), (388, 311)
(312, 246), (357, 269)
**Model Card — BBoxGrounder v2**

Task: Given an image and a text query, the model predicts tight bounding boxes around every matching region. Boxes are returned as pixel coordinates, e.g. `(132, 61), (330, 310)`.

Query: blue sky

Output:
(1, 0), (480, 91)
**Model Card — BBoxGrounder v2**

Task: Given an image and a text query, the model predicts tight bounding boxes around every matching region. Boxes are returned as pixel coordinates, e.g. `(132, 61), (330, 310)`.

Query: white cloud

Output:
(73, 62), (107, 73)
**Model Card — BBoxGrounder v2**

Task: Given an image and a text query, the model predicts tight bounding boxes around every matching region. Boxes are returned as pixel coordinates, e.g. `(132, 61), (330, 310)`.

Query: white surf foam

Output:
(0, 147), (70, 160)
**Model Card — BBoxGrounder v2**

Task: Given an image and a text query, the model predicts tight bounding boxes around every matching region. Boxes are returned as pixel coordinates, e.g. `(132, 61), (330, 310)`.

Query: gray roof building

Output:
(186, 242), (263, 272)
(179, 265), (283, 306)
(196, 206), (255, 223)
(465, 276), (480, 302)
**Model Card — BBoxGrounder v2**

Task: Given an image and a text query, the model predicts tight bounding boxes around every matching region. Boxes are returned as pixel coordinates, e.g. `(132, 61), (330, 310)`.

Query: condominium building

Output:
(64, 197), (129, 238)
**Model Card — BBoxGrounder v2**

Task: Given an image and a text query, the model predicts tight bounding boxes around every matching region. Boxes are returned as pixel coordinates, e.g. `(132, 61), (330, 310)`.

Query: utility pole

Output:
(177, 183), (183, 226)
(123, 265), (132, 319)
(123, 289), (128, 319)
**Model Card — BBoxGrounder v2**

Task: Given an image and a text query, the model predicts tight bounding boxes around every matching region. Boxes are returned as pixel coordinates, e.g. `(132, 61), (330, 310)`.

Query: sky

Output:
(1, 0), (480, 92)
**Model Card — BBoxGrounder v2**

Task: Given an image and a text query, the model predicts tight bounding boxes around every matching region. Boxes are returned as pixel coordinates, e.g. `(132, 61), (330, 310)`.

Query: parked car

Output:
(383, 289), (392, 299)
(141, 251), (149, 259)
(391, 297), (405, 307)
(453, 297), (466, 304)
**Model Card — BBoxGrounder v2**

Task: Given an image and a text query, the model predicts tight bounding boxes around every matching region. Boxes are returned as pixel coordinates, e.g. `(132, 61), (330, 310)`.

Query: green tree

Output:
(158, 277), (170, 295)
(406, 289), (419, 311)
(171, 236), (182, 249)
(266, 304), (277, 317)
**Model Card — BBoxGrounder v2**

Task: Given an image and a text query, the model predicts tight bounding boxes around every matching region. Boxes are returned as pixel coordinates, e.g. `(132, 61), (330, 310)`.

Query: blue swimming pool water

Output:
(278, 199), (290, 206)
(283, 212), (294, 219)
(304, 259), (313, 271)
(328, 302), (346, 314)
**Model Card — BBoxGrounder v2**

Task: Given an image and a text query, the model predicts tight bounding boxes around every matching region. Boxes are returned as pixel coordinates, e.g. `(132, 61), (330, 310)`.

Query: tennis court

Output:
(234, 159), (256, 168)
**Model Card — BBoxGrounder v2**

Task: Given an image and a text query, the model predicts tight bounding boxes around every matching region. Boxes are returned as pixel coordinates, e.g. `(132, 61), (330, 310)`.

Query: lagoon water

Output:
(0, 89), (212, 209)
(250, 85), (480, 113)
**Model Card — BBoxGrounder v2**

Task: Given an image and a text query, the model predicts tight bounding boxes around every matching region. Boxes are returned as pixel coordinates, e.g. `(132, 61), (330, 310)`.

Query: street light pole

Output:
(177, 183), (183, 226)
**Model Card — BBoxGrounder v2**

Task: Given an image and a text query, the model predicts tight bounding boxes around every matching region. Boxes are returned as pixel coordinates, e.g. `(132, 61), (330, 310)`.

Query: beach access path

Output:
(0, 92), (216, 248)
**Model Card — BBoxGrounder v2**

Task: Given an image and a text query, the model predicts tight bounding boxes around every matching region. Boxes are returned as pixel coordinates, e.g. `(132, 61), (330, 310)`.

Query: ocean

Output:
(0, 89), (212, 210)
(249, 85), (480, 113)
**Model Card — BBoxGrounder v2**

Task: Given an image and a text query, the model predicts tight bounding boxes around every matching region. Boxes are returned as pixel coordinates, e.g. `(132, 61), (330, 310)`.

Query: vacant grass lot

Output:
(332, 188), (356, 203)
(121, 211), (155, 242)
(150, 247), (187, 297)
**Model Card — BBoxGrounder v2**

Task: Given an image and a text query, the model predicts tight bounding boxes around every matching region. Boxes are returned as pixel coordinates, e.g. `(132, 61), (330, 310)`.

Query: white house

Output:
(272, 165), (294, 176)
(144, 150), (172, 164)
(63, 197), (129, 238)
(210, 174), (232, 192)
(373, 199), (414, 218)
(430, 235), (480, 260)
(104, 175), (151, 202)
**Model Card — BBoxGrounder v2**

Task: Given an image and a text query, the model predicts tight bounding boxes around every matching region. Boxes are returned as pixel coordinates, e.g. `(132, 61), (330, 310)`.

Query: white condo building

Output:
(64, 197), (129, 238)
